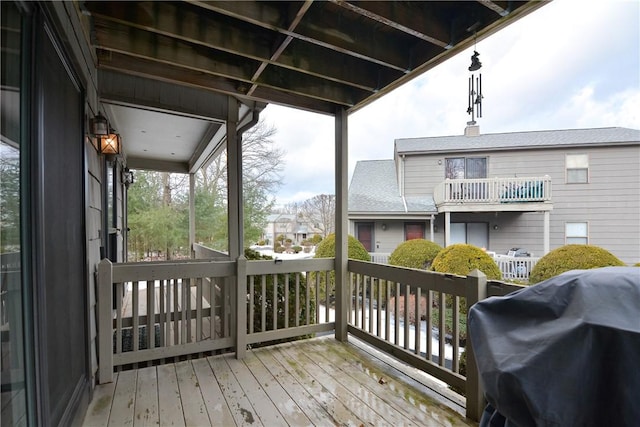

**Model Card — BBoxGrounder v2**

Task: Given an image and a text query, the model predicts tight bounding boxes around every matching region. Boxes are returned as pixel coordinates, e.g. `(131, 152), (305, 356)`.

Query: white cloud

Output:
(262, 0), (640, 205)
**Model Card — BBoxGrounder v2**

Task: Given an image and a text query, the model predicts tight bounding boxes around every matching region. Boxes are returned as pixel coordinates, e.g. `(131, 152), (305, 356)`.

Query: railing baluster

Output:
(116, 282), (123, 355)
(385, 280), (391, 341)
(249, 276), (254, 334)
(210, 277), (216, 338)
(159, 280), (165, 347)
(368, 278), (374, 333)
(147, 279), (155, 351)
(361, 276), (367, 331)
(305, 273), (310, 326)
(196, 278), (203, 341)
(414, 287), (421, 356)
(315, 272), (320, 324)
(426, 290), (432, 362)
(272, 274), (278, 331)
(132, 281), (139, 352)
(261, 275), (266, 332)
(376, 279), (383, 338)
(404, 284), (410, 350)
(354, 274), (360, 328)
(452, 295), (460, 373)
(295, 273), (300, 327)
(173, 279), (179, 345)
(438, 291), (446, 366)
(394, 283), (400, 346)
(284, 273), (290, 328)
(325, 271), (330, 323)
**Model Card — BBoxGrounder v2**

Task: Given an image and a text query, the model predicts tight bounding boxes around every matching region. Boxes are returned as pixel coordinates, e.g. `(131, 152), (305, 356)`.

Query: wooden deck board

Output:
(134, 367), (159, 426)
(84, 336), (476, 427)
(108, 370), (136, 427)
(157, 364), (185, 426)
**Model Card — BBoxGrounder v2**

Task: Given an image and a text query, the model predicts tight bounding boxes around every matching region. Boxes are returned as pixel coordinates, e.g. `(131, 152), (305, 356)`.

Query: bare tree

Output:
(301, 194), (335, 237)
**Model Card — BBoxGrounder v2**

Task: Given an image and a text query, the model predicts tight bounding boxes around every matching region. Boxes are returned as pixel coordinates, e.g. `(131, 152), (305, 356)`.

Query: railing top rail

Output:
(111, 259), (236, 282)
(487, 280), (526, 297)
(348, 259), (467, 296)
(245, 258), (334, 275)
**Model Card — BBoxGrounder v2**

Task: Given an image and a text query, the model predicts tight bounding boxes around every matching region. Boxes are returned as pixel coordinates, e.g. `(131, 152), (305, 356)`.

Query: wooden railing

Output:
(346, 260), (491, 417)
(97, 255), (521, 420)
(434, 176), (552, 205)
(492, 254), (540, 282)
(193, 242), (229, 260)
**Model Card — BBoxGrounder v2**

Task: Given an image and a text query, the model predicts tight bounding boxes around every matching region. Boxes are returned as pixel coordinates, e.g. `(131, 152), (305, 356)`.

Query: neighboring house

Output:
(349, 126), (640, 264)
(262, 213), (323, 245)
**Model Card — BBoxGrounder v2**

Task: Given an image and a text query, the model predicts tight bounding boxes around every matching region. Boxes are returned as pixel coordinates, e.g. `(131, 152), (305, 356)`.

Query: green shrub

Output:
(309, 234), (323, 245)
(431, 244), (502, 280)
(313, 233), (370, 302)
(529, 244), (625, 284)
(431, 243), (501, 318)
(292, 245), (302, 253)
(389, 239), (442, 270)
(314, 233), (370, 261)
(244, 248), (314, 339)
(635, 262), (640, 267)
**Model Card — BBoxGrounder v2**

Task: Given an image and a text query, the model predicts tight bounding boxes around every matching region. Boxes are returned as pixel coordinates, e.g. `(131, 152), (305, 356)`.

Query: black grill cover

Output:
(469, 267), (640, 427)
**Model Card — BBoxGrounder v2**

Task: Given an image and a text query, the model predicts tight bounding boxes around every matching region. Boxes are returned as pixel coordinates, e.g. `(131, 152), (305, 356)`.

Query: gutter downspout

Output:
(400, 155), (408, 212)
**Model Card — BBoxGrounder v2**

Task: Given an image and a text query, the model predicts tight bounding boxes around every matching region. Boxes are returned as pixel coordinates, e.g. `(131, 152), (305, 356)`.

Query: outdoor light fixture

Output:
(381, 223), (387, 231)
(91, 112), (122, 155)
(99, 131), (121, 155)
(123, 168), (134, 187)
(90, 112), (109, 136)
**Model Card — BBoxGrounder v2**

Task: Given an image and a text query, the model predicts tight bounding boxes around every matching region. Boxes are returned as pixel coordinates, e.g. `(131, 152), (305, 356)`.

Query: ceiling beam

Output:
(329, 1), (450, 49)
(477, 0), (510, 17)
(127, 157), (190, 174)
(99, 70), (229, 122)
(98, 52), (338, 115)
(188, 0), (418, 72)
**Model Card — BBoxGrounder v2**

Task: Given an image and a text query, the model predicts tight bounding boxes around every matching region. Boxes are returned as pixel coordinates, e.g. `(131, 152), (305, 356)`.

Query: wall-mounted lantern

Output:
(90, 112), (122, 155)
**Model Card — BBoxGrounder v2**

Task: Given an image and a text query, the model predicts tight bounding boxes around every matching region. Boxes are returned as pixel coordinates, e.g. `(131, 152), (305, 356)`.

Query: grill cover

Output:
(469, 267), (640, 427)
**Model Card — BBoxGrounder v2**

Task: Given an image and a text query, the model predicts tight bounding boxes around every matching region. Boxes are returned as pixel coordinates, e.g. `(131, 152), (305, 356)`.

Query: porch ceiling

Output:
(80, 1), (547, 171)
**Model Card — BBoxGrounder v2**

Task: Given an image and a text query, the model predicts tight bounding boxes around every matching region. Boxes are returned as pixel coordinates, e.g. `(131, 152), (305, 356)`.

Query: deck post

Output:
(236, 255), (247, 359)
(97, 258), (114, 384)
(334, 107), (349, 342)
(189, 172), (196, 258)
(465, 269), (487, 421)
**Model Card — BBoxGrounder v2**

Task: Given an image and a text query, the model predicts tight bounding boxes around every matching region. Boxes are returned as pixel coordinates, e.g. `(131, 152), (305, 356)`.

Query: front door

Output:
(405, 223), (425, 240)
(355, 222), (373, 251)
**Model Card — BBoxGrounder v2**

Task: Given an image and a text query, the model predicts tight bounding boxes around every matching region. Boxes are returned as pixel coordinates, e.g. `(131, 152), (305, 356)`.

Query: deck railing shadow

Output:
(97, 255), (521, 421)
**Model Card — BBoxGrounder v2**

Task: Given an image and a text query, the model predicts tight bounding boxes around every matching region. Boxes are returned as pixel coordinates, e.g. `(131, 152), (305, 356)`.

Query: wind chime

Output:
(467, 41), (483, 124)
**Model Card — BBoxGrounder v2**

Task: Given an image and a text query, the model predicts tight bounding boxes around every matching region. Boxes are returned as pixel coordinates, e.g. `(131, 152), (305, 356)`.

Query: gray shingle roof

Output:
(348, 160), (436, 213)
(395, 127), (640, 154)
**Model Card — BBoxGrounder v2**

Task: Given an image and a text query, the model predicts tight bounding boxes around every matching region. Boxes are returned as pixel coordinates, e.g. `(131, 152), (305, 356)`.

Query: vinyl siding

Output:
(401, 144), (640, 264)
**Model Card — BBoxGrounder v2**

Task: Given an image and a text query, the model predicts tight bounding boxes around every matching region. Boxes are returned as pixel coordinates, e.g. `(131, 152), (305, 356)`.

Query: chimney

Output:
(465, 123), (480, 137)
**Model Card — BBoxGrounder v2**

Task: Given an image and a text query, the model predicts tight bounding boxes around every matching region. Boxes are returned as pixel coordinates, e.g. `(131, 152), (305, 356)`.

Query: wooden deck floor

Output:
(84, 335), (474, 426)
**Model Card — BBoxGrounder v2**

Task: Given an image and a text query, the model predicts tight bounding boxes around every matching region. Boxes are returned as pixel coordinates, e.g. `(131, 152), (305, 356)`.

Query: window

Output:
(566, 154), (588, 183)
(566, 222), (588, 244)
(445, 157), (487, 179)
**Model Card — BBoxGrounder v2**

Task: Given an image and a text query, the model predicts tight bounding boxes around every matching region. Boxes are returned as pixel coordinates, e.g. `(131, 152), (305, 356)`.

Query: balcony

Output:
(90, 256), (522, 424)
(433, 176), (553, 212)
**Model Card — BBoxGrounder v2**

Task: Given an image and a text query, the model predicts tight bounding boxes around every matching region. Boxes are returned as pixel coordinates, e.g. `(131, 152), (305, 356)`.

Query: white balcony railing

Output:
(434, 176), (552, 206)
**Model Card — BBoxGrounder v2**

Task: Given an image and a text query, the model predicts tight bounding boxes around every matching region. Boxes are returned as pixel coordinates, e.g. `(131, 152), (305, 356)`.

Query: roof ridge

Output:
(395, 126), (638, 141)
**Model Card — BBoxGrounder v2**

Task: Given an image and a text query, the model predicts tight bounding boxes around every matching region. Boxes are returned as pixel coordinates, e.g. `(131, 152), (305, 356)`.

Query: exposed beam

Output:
(99, 70), (229, 121)
(188, 0), (415, 72)
(98, 53), (338, 115)
(97, 49), (365, 109)
(126, 157), (189, 173)
(87, 1), (386, 92)
(329, 1), (450, 49)
(477, 0), (510, 17)
(248, 0), (313, 96)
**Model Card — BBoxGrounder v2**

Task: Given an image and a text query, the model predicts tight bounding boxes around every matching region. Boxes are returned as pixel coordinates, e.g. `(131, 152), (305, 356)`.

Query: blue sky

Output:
(261, 0), (640, 206)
